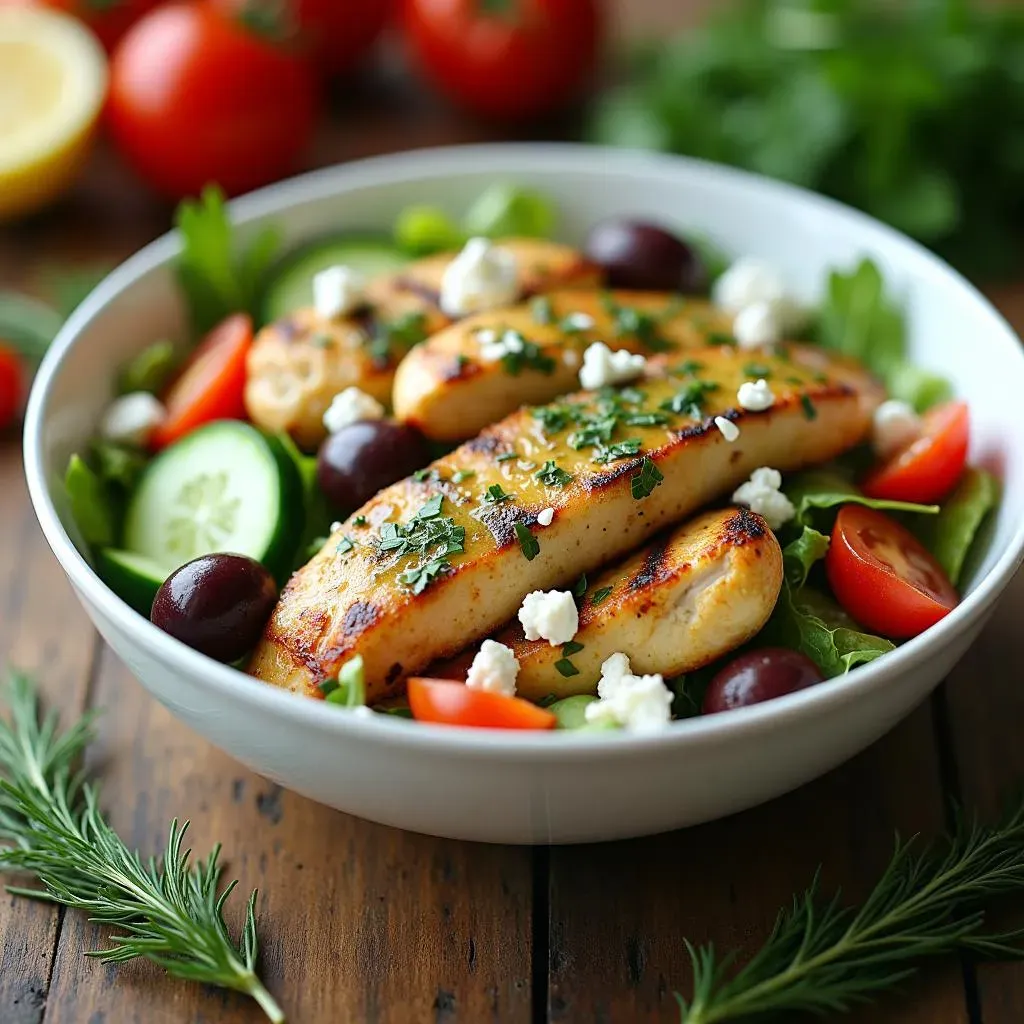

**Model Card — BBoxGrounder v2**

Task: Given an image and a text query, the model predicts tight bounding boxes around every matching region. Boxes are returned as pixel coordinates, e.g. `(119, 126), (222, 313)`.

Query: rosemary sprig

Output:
(678, 802), (1024, 1023)
(0, 672), (284, 1023)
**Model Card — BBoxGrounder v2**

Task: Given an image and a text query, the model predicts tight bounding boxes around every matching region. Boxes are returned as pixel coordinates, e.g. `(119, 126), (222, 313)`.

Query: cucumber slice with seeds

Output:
(259, 233), (409, 323)
(123, 422), (301, 580)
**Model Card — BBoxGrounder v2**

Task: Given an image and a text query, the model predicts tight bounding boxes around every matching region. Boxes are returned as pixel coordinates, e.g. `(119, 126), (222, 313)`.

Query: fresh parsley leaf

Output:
(336, 535), (355, 555)
(353, 515), (368, 527)
(452, 470), (475, 483)
(631, 457), (664, 500)
(554, 658), (580, 678)
(594, 439), (643, 464)
(483, 483), (512, 503)
(572, 574), (588, 598)
(600, 294), (674, 352)
(499, 332), (557, 376)
(661, 379), (720, 418)
(673, 359), (705, 377)
(536, 460), (574, 487)
(742, 362), (772, 379)
(514, 523), (540, 561)
(397, 557), (452, 594)
(174, 186), (279, 335)
(800, 395), (818, 421)
(591, 586), (614, 606)
(707, 332), (736, 347)
(496, 452), (518, 463)
(377, 496), (464, 565)
(562, 641), (585, 657)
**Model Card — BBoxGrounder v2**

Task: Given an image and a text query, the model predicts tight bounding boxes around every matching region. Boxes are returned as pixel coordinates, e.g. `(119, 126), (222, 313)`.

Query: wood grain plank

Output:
(547, 703), (968, 1024)
(41, 646), (533, 1024)
(0, 442), (99, 1024)
(942, 567), (1024, 1024)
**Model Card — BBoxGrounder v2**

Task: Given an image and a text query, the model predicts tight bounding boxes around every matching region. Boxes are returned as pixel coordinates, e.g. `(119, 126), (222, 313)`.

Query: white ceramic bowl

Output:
(24, 145), (1024, 844)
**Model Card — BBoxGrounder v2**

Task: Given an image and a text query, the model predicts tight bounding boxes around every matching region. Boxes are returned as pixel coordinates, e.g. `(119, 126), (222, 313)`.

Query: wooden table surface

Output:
(3, 3), (1024, 1022)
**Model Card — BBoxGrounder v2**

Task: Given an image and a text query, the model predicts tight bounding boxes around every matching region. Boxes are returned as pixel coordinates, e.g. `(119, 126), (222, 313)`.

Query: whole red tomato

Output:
(212, 0), (393, 76)
(402, 0), (603, 121)
(8, 0), (158, 51)
(107, 2), (318, 199)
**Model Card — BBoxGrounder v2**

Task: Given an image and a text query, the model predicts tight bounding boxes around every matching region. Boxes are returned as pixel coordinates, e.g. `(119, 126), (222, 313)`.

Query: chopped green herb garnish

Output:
(786, 375), (805, 385)
(352, 515), (368, 527)
(537, 693), (560, 708)
(397, 557), (452, 595)
(573, 573), (588, 598)
(535, 460), (574, 487)
(454, 353), (470, 371)
(514, 522), (540, 561)
(336, 535), (355, 555)
(673, 359), (705, 377)
(591, 586), (614, 605)
(413, 468), (435, 482)
(377, 496), (464, 564)
(496, 452), (518, 463)
(530, 295), (554, 325)
(814, 371), (829, 384)
(631, 457), (664, 500)
(483, 483), (512, 504)
(532, 403), (578, 433)
(499, 331), (557, 376)
(568, 416), (619, 450)
(452, 469), (475, 484)
(743, 362), (773, 378)
(801, 394), (818, 421)
(594, 439), (643, 464)
(562, 641), (585, 657)
(369, 310), (429, 364)
(622, 410), (671, 427)
(417, 494), (444, 519)
(661, 379), (720, 418)
(600, 294), (674, 352)
(707, 332), (737, 347)
(554, 658), (580, 678)
(558, 312), (595, 335)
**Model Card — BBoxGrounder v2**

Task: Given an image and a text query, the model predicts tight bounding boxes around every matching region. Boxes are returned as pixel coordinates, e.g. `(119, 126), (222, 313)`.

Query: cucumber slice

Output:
(260, 233), (409, 323)
(97, 549), (167, 616)
(123, 422), (301, 580)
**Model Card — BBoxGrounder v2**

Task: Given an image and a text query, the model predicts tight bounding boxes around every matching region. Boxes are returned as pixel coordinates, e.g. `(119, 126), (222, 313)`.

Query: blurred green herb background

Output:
(591, 0), (1024, 278)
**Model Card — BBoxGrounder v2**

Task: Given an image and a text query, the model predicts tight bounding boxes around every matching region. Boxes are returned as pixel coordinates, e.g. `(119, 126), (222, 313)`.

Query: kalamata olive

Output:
(584, 218), (706, 293)
(316, 419), (432, 513)
(702, 648), (825, 714)
(151, 553), (277, 663)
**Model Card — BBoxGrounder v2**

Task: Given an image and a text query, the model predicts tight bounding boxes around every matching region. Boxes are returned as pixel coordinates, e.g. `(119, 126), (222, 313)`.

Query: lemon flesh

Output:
(0, 8), (107, 221)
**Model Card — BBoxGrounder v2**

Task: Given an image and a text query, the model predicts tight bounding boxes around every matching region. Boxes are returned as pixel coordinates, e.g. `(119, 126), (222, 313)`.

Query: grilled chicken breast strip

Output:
(249, 344), (881, 701)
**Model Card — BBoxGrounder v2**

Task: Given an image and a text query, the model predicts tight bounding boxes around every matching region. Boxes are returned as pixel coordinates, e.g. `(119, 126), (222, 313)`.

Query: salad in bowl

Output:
(59, 178), (998, 737)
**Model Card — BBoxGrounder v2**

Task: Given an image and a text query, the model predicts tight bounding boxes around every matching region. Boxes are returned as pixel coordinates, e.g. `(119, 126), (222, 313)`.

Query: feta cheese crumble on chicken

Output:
(733, 301), (782, 348)
(322, 386), (385, 434)
(313, 265), (365, 320)
(517, 589), (579, 647)
(563, 311), (595, 331)
(440, 237), (519, 317)
(466, 640), (520, 697)
(479, 329), (526, 363)
(99, 392), (166, 447)
(714, 257), (806, 348)
(584, 653), (673, 732)
(714, 416), (740, 442)
(737, 378), (776, 412)
(872, 399), (922, 458)
(732, 467), (796, 531)
(537, 507), (555, 527)
(578, 342), (647, 390)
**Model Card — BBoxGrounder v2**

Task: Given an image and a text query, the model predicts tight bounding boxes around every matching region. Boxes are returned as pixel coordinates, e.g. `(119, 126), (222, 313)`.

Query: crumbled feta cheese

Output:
(466, 639), (520, 697)
(578, 342), (647, 390)
(479, 329), (526, 363)
(713, 258), (788, 314)
(714, 416), (740, 442)
(322, 386), (385, 434)
(440, 237), (519, 317)
(518, 589), (578, 647)
(584, 653), (673, 733)
(732, 467), (796, 530)
(733, 301), (782, 348)
(537, 507), (555, 527)
(563, 349), (580, 368)
(475, 328), (499, 345)
(872, 399), (922, 458)
(737, 378), (776, 412)
(99, 392), (166, 447)
(330, 521), (343, 533)
(563, 312), (595, 331)
(313, 265), (365, 320)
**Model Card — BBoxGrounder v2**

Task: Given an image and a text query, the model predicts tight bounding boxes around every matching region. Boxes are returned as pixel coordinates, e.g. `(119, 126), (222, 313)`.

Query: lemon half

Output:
(0, 7), (107, 221)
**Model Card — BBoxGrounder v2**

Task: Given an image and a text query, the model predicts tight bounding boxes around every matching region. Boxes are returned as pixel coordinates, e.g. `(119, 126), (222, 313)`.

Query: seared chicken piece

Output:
(244, 239), (599, 449)
(393, 290), (734, 441)
(434, 508), (783, 700)
(249, 344), (881, 701)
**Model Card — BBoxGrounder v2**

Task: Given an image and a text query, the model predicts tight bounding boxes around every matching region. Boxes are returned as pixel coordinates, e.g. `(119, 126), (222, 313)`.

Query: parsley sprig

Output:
(378, 495), (465, 593)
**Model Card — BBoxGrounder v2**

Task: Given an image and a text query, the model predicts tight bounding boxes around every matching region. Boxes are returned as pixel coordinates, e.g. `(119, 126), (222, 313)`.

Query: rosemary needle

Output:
(0, 671), (284, 1023)
(677, 803), (1024, 1023)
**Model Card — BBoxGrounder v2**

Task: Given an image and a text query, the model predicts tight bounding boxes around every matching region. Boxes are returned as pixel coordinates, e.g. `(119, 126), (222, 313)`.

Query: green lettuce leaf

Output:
(783, 526), (830, 589)
(117, 340), (178, 396)
(784, 469), (938, 529)
(918, 467), (999, 586)
(274, 432), (333, 570)
(64, 455), (116, 549)
(462, 183), (556, 239)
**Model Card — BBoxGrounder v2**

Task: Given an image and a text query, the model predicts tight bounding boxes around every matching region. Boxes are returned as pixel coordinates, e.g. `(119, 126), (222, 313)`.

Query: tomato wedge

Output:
(825, 505), (959, 639)
(407, 677), (557, 730)
(862, 400), (969, 504)
(151, 313), (252, 450)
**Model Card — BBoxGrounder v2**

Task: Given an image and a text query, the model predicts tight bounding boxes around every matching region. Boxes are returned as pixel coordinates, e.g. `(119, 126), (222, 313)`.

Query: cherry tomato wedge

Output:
(151, 313), (252, 450)
(0, 344), (24, 431)
(407, 677), (557, 730)
(863, 401), (969, 504)
(825, 505), (959, 639)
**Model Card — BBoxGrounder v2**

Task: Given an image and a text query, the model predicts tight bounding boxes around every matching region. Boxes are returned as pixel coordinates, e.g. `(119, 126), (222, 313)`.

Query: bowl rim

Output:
(23, 142), (1024, 759)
